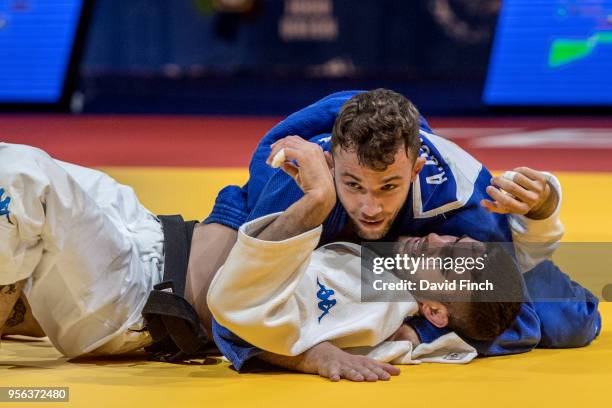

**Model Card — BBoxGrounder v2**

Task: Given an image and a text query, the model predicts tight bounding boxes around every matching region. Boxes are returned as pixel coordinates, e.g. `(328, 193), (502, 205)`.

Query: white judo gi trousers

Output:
(0, 143), (164, 357)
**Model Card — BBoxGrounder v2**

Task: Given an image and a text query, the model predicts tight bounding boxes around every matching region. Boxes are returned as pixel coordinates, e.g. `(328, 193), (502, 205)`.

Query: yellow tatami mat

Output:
(1, 169), (611, 408)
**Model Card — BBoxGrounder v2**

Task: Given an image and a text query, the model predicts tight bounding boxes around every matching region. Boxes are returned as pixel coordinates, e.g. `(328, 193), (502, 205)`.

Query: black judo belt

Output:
(142, 215), (210, 363)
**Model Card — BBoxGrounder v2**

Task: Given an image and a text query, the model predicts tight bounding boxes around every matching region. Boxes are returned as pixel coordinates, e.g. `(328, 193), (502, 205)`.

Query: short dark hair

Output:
(332, 89), (421, 171)
(446, 245), (524, 341)
(447, 301), (522, 341)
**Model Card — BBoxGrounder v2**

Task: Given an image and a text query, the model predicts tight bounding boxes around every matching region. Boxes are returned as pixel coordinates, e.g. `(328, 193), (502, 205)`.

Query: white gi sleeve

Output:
(207, 212), (322, 356)
(509, 173), (564, 273)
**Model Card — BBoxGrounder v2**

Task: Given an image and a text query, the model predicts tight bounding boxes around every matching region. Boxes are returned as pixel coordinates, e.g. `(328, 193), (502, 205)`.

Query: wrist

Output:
(306, 189), (336, 210)
(303, 190), (336, 222)
(301, 342), (332, 374)
(526, 181), (558, 220)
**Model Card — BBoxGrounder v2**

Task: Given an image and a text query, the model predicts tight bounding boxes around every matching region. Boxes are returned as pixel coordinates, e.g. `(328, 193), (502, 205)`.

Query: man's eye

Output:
(381, 184), (397, 191)
(346, 182), (361, 190)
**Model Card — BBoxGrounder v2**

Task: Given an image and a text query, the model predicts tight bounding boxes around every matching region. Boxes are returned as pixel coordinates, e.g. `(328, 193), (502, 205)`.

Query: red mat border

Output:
(1, 115), (610, 171)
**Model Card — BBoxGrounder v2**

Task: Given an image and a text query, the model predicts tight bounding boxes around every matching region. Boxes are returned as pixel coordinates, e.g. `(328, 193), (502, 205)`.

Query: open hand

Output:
(302, 342), (400, 382)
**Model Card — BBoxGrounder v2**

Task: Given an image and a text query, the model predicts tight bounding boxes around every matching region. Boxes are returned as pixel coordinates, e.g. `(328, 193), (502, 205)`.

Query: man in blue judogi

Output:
(201, 89), (600, 374)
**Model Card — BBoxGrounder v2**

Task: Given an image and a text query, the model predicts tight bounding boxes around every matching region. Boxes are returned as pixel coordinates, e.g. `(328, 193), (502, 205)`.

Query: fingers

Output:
(270, 135), (303, 151)
(320, 358), (399, 382)
(509, 167), (547, 197)
(378, 361), (401, 376)
(267, 136), (310, 166)
(340, 367), (366, 382)
(481, 167), (552, 216)
(268, 145), (303, 171)
(485, 186), (530, 214)
(323, 364), (364, 382)
(267, 140), (286, 166)
(270, 149), (286, 168)
(325, 362), (342, 382)
(280, 161), (299, 179)
(512, 172), (541, 193)
(480, 199), (507, 214)
(352, 359), (400, 381)
(359, 365), (381, 382)
(514, 166), (547, 184)
(365, 363), (391, 381)
(491, 176), (539, 207)
(281, 146), (310, 164)
(267, 142), (286, 166)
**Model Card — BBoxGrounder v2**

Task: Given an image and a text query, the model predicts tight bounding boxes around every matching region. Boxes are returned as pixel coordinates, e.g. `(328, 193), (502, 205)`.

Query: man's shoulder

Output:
(412, 130), (486, 218)
(420, 130), (483, 184)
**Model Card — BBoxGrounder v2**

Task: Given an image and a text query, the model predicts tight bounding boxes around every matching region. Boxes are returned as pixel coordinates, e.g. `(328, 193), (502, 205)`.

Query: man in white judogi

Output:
(0, 143), (163, 356)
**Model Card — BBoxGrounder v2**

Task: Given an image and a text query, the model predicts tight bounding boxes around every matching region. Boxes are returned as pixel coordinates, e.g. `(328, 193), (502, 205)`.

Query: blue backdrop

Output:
(0, 0), (83, 103)
(78, 0), (496, 113)
(82, 0), (494, 79)
(484, 0), (612, 106)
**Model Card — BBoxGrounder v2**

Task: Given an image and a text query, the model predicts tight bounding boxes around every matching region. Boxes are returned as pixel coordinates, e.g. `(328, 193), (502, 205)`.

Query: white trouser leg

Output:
(0, 143), (163, 356)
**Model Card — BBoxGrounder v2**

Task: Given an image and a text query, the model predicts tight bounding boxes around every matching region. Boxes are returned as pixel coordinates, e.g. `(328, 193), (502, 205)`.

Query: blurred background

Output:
(2, 0), (612, 114)
(0, 0), (611, 239)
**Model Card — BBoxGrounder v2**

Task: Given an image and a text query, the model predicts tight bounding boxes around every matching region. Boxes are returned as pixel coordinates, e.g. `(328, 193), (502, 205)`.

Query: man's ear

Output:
(411, 156), (426, 182)
(420, 300), (449, 328)
(324, 151), (334, 174)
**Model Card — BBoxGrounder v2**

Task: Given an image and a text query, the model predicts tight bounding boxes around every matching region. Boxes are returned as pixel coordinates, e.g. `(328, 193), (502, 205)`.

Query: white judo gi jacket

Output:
(208, 213), (478, 364)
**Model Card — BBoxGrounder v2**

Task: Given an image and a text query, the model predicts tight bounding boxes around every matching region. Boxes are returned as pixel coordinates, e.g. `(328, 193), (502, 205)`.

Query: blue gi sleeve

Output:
(203, 184), (249, 229)
(211, 317), (263, 372)
(524, 260), (602, 348)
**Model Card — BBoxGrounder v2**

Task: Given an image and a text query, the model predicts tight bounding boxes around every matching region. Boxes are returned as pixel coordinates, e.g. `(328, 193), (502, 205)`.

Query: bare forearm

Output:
(256, 192), (335, 241)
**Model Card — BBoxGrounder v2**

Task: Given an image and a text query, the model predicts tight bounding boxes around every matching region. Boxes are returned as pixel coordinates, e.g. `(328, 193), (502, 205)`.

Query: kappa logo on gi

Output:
(0, 188), (13, 224)
(316, 278), (336, 323)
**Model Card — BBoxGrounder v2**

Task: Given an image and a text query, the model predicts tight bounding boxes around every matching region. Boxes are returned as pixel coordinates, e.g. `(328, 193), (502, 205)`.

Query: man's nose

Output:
(361, 194), (382, 218)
